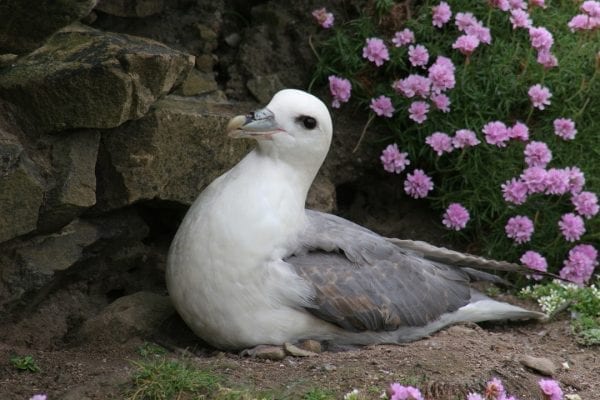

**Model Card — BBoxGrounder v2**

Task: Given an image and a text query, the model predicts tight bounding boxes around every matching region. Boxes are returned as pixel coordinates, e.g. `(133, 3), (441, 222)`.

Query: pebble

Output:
(519, 355), (557, 376)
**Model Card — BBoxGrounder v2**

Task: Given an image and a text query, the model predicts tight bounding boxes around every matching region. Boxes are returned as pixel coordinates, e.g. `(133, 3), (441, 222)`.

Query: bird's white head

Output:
(226, 89), (333, 173)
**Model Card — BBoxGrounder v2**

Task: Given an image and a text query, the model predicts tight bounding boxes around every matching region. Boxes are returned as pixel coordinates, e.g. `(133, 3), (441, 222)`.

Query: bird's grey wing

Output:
(285, 210), (472, 332)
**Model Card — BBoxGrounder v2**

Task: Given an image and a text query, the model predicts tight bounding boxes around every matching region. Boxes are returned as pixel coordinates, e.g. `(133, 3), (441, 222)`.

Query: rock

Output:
(176, 69), (218, 97)
(96, 0), (164, 17)
(0, 0), (97, 54)
(519, 355), (557, 376)
(0, 54), (18, 68)
(246, 74), (285, 104)
(38, 131), (101, 231)
(195, 54), (215, 73)
(0, 24), (194, 134)
(242, 345), (286, 361)
(80, 291), (174, 343)
(0, 128), (45, 243)
(306, 175), (336, 213)
(299, 339), (322, 354)
(284, 342), (318, 357)
(97, 95), (253, 208)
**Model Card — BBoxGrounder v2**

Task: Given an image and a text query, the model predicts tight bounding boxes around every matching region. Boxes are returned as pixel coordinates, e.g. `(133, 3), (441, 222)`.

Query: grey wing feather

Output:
(285, 210), (472, 332)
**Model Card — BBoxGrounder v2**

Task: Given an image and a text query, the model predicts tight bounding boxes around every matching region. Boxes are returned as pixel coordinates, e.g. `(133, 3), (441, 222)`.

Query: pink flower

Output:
(529, 26), (554, 52)
(482, 121), (510, 147)
(566, 166), (585, 194)
(428, 56), (456, 92)
(502, 178), (529, 204)
(466, 22), (492, 44)
(431, 93), (450, 112)
(408, 44), (430, 67)
(582, 0), (600, 17)
(312, 8), (334, 28)
(490, 0), (510, 11)
(452, 34), (480, 55)
(505, 215), (534, 243)
(521, 166), (547, 193)
(452, 129), (480, 148)
(545, 168), (571, 195)
(553, 118), (577, 140)
(455, 12), (478, 31)
(442, 203), (470, 230)
(380, 144), (410, 174)
(328, 76), (351, 108)
(530, 0), (546, 8)
(392, 29), (415, 47)
(392, 74), (431, 98)
(568, 14), (592, 31)
(528, 84), (552, 110)
(539, 379), (563, 398)
(363, 38), (389, 66)
(524, 141), (552, 168)
(508, 0), (527, 10)
(572, 191), (599, 219)
(426, 132), (453, 155)
(510, 9), (532, 29)
(404, 169), (434, 199)
(370, 95), (395, 117)
(537, 50), (558, 69)
(29, 395), (47, 400)
(408, 101), (430, 124)
(559, 213), (586, 242)
(560, 246), (597, 285)
(389, 383), (425, 400)
(520, 250), (548, 280)
(508, 121), (529, 141)
(432, 2), (452, 28)
(466, 394), (483, 400)
(485, 378), (506, 400)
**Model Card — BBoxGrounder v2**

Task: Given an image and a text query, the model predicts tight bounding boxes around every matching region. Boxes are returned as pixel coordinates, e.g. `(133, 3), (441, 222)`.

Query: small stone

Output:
(283, 342), (318, 357)
(225, 33), (241, 48)
(561, 361), (570, 370)
(177, 69), (218, 97)
(246, 74), (285, 104)
(298, 339), (322, 354)
(565, 395), (582, 400)
(242, 345), (286, 361)
(519, 355), (557, 376)
(321, 363), (337, 372)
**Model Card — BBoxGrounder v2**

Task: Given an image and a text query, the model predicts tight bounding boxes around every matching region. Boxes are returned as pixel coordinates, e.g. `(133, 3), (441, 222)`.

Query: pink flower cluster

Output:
(553, 118), (577, 140)
(502, 166), (587, 205)
(328, 75), (352, 108)
(408, 44), (430, 68)
(528, 84), (552, 110)
(524, 141), (552, 168)
(482, 121), (509, 147)
(442, 203), (470, 230)
(529, 27), (558, 69)
(404, 169), (434, 199)
(392, 28), (415, 47)
(392, 56), (456, 124)
(505, 215), (534, 244)
(452, 12), (491, 56)
(425, 129), (480, 155)
(568, 1), (600, 32)
(370, 95), (395, 117)
(432, 1), (452, 28)
(520, 250), (548, 280)
(389, 383), (424, 400)
(538, 378), (564, 400)
(559, 244), (599, 285)
(362, 37), (389, 66)
(380, 144), (410, 174)
(559, 213), (586, 242)
(312, 8), (334, 28)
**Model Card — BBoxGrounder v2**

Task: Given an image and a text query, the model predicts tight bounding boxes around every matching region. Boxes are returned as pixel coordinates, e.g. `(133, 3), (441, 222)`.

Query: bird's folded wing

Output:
(285, 210), (472, 332)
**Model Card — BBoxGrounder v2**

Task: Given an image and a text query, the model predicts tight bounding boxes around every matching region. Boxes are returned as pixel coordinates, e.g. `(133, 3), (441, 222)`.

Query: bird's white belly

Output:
(166, 169), (330, 349)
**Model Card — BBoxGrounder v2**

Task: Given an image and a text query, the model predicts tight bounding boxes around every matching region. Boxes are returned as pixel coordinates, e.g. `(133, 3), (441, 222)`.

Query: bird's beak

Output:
(226, 108), (282, 140)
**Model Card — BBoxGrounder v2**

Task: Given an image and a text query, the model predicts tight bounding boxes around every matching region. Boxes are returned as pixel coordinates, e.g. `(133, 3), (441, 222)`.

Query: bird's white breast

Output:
(166, 150), (321, 348)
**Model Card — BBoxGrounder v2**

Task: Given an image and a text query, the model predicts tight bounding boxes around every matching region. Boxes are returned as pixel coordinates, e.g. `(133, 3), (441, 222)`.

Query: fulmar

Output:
(166, 89), (544, 350)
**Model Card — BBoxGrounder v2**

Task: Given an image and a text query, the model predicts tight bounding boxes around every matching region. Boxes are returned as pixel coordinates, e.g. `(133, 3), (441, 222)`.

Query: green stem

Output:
(353, 113), (375, 153)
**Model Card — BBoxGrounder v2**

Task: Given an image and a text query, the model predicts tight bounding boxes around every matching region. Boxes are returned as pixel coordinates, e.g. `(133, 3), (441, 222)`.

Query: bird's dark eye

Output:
(300, 116), (317, 130)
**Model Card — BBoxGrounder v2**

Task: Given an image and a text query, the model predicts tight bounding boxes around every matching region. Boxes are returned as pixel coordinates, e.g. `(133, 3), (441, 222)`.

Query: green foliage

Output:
(303, 388), (336, 400)
(520, 279), (600, 344)
(127, 358), (219, 400)
(312, 0), (600, 273)
(10, 355), (40, 372)
(137, 342), (168, 358)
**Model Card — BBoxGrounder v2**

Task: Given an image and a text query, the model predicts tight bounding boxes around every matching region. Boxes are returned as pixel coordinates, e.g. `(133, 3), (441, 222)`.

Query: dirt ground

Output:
(1, 297), (599, 400)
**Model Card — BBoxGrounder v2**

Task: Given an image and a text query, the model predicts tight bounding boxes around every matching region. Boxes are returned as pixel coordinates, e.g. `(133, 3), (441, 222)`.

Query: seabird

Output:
(166, 89), (544, 350)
